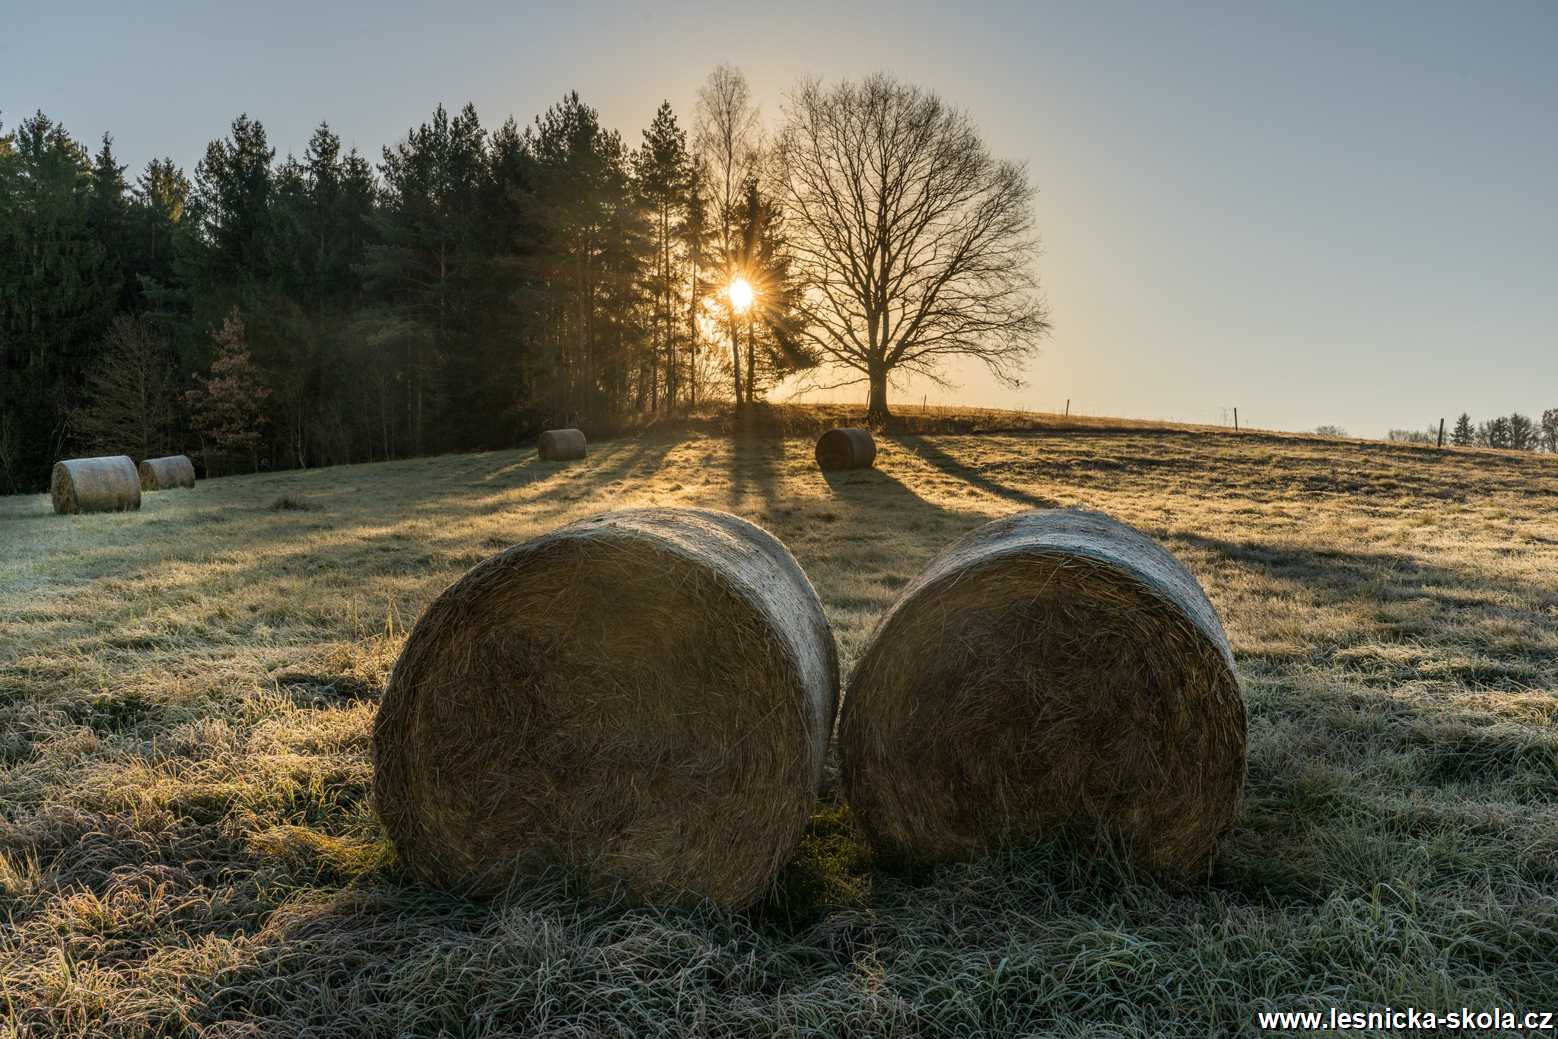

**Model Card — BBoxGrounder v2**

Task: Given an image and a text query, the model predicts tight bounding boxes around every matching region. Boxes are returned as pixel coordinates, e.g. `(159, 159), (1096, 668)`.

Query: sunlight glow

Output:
(728, 276), (754, 314)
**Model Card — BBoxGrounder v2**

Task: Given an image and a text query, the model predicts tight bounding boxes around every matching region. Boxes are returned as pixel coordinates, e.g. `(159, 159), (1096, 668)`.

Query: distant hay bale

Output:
(814, 427), (876, 470)
(840, 508), (1245, 876)
(137, 454), (196, 491)
(373, 506), (839, 905)
(538, 428), (587, 461)
(50, 456), (141, 515)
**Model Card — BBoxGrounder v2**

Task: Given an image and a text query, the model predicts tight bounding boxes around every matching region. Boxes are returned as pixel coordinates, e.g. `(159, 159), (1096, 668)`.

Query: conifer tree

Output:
(186, 308), (270, 473)
(635, 102), (690, 412)
(0, 113), (116, 490)
(1450, 413), (1474, 447)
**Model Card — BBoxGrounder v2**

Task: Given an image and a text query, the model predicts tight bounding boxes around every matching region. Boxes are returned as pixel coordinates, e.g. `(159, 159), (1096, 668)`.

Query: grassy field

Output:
(2, 420), (1556, 1036)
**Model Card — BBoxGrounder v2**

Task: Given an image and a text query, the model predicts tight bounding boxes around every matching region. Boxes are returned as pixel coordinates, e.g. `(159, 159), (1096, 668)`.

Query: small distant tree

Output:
(1314, 424), (1347, 438)
(186, 308), (270, 473)
(1540, 409), (1558, 452)
(72, 314), (177, 458)
(1387, 428), (1434, 445)
(1478, 416), (1512, 449)
(1450, 413), (1475, 447)
(1507, 412), (1537, 451)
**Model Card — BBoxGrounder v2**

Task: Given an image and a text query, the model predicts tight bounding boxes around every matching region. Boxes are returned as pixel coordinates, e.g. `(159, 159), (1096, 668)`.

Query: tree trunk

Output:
(866, 366), (891, 424)
(745, 317), (756, 404)
(688, 250), (698, 409)
(663, 207), (675, 412)
(728, 314), (743, 406)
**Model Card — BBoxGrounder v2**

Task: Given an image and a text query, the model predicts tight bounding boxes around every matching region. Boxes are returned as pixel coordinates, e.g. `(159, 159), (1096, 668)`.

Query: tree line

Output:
(1, 68), (1047, 493)
(1377, 411), (1557, 451)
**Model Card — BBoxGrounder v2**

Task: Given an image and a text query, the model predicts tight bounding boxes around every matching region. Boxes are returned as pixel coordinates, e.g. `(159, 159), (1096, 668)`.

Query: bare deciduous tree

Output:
(1541, 409), (1558, 452)
(693, 63), (762, 404)
(775, 73), (1050, 421)
(72, 314), (178, 459)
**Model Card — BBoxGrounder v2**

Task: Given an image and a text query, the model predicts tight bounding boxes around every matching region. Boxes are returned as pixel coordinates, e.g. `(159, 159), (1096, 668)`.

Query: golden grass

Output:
(1, 415), (1556, 1035)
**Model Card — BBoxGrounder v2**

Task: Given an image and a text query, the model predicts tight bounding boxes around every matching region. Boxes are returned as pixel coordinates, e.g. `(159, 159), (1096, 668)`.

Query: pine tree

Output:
(131, 158), (191, 311)
(1450, 413), (1474, 446)
(364, 103), (491, 453)
(525, 93), (646, 424)
(89, 134), (134, 309)
(135, 160), (189, 253)
(0, 112), (117, 491)
(189, 114), (276, 306)
(635, 102), (690, 413)
(677, 161), (714, 407)
(186, 308), (270, 473)
(1479, 417), (1512, 449)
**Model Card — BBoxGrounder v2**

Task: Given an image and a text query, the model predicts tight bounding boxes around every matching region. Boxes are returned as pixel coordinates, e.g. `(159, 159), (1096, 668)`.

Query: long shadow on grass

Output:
(1169, 531), (1558, 691)
(724, 428), (788, 517)
(25, 437), (692, 664)
(890, 434), (1060, 511)
(222, 436), (686, 579)
(1170, 531), (1558, 905)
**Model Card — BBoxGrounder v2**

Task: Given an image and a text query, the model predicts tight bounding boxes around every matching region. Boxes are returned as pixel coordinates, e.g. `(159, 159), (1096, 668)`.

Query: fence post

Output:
(1234, 407), (1239, 431)
(1437, 417), (1445, 448)
(1065, 398), (1070, 417)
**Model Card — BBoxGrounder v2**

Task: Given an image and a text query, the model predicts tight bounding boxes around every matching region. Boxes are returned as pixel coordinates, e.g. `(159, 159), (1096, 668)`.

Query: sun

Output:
(728, 276), (755, 314)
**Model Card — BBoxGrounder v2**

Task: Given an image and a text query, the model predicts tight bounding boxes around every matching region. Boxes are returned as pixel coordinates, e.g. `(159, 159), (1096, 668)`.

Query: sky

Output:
(5, 0), (1555, 437)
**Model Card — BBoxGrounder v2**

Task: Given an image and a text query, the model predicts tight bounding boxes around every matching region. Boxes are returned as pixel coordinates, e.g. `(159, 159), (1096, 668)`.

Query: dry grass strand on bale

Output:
(137, 454), (196, 491)
(50, 455), (141, 514)
(814, 428), (876, 470)
(840, 508), (1245, 876)
(373, 506), (839, 906)
(538, 428), (587, 461)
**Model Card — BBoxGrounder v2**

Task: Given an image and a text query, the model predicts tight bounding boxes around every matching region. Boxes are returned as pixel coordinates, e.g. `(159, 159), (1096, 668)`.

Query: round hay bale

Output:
(137, 454), (196, 491)
(815, 427), (876, 470)
(373, 506), (839, 905)
(50, 456), (141, 515)
(840, 508), (1245, 876)
(538, 428), (587, 461)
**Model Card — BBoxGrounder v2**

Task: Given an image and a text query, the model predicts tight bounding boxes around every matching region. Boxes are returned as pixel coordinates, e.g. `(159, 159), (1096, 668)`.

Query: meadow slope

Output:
(1, 425), (1556, 1036)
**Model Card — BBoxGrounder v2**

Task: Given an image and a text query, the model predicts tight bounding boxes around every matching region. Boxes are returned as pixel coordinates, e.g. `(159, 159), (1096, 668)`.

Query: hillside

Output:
(2, 423), (1556, 1035)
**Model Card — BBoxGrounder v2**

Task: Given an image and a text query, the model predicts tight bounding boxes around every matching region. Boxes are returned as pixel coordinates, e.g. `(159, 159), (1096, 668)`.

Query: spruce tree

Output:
(0, 112), (116, 490)
(1450, 413), (1474, 446)
(186, 308), (270, 473)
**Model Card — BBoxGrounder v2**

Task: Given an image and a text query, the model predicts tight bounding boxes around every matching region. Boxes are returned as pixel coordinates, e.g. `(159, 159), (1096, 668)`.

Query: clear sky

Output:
(6, 1), (1555, 436)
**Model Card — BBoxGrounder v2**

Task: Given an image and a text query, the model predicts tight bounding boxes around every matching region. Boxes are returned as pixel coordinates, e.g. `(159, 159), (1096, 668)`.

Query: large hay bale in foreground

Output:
(840, 508), (1245, 876)
(50, 456), (141, 514)
(815, 427), (876, 470)
(537, 428), (587, 461)
(137, 454), (196, 491)
(373, 507), (839, 905)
